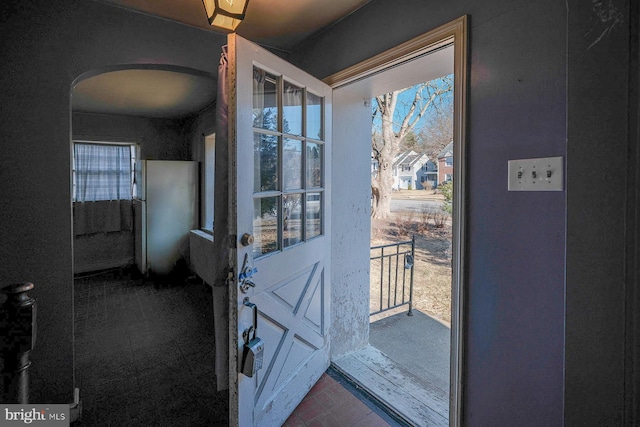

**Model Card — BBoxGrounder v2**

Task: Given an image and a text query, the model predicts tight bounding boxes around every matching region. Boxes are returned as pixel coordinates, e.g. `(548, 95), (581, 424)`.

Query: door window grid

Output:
(252, 66), (325, 258)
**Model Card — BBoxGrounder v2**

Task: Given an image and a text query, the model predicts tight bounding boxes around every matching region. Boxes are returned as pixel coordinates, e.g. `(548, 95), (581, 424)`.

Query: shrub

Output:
(439, 180), (453, 215)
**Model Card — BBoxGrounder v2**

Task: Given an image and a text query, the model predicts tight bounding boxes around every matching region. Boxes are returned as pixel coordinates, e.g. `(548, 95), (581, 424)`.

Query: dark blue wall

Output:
(466, 6), (565, 424)
(565, 0), (634, 424)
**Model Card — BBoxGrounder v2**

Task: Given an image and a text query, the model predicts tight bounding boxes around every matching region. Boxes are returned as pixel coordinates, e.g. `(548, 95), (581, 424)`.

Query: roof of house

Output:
(437, 141), (454, 159)
(393, 150), (430, 168)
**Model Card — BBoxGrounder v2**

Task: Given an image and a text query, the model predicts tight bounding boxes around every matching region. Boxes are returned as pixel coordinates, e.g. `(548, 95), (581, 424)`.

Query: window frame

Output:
(251, 66), (326, 259)
(202, 132), (216, 234)
(72, 139), (139, 202)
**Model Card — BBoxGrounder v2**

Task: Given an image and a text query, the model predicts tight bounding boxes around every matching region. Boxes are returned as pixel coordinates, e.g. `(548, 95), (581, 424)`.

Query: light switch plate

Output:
(508, 156), (563, 191)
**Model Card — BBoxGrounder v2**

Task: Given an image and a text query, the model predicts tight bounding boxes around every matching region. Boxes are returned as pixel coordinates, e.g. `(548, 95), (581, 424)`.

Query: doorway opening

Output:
(325, 16), (467, 426)
(368, 74), (454, 426)
(69, 66), (226, 425)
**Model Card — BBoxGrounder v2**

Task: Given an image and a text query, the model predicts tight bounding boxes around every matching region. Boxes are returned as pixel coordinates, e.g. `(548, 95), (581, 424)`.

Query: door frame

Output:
(324, 15), (468, 425)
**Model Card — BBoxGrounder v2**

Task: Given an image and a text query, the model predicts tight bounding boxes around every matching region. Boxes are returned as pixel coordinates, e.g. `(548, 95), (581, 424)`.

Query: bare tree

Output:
(371, 76), (453, 219)
(418, 100), (454, 160)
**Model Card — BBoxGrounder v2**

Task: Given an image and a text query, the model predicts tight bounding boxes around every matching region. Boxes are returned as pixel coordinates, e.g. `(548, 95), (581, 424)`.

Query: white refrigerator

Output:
(133, 160), (198, 276)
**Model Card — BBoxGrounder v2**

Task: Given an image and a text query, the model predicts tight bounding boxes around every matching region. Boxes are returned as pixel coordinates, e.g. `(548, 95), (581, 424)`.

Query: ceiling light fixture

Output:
(202, 0), (249, 32)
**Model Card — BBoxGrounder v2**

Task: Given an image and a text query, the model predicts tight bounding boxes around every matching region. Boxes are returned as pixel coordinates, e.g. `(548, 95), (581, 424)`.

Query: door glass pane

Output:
(283, 138), (303, 191)
(307, 92), (323, 140)
(283, 81), (303, 136)
(306, 142), (322, 189)
(253, 196), (279, 257)
(254, 133), (278, 192)
(306, 192), (322, 239)
(253, 67), (278, 131)
(283, 193), (302, 247)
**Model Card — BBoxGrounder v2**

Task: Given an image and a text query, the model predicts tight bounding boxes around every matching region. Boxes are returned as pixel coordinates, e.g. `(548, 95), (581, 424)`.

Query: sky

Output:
(371, 73), (454, 135)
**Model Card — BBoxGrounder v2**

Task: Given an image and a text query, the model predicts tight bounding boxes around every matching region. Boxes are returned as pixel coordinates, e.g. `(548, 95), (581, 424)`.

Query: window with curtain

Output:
(73, 142), (136, 202)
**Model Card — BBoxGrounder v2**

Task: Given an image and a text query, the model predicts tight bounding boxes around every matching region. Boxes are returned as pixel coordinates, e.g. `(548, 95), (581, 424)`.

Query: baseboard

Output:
(73, 258), (133, 275)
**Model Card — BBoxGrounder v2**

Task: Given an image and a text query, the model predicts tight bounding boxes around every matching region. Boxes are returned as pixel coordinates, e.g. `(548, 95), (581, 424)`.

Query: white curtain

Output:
(73, 200), (133, 236)
(283, 82), (302, 111)
(74, 143), (132, 202)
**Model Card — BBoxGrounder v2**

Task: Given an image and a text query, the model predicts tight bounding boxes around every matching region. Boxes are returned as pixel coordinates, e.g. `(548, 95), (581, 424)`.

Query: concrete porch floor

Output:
(332, 309), (451, 427)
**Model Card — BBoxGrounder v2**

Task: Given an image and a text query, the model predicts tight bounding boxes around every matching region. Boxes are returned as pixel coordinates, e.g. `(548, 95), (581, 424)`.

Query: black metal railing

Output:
(370, 236), (414, 316)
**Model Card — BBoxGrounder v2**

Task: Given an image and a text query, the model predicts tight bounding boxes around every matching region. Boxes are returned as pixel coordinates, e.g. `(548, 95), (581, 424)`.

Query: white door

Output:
(227, 34), (332, 426)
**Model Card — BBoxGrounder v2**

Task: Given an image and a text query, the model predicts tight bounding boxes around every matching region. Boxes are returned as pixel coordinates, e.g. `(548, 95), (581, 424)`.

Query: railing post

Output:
(379, 246), (384, 312)
(407, 235), (415, 316)
(1, 282), (37, 404)
(370, 238), (416, 317)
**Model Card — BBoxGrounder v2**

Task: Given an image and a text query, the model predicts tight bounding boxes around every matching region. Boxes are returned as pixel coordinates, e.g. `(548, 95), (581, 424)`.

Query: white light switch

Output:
(508, 156), (563, 191)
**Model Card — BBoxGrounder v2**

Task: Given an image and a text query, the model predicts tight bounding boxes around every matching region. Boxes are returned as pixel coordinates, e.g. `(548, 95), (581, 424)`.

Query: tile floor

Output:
(72, 270), (401, 426)
(285, 371), (402, 427)
(73, 270), (228, 426)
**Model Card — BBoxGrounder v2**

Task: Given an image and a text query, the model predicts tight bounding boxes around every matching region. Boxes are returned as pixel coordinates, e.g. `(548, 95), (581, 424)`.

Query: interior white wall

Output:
(330, 89), (373, 357)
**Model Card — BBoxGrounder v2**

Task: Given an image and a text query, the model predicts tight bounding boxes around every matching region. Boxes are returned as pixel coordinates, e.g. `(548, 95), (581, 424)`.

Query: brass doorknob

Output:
(240, 233), (254, 246)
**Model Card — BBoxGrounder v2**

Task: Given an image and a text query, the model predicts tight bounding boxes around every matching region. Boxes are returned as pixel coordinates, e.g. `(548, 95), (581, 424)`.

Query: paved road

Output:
(390, 198), (444, 213)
